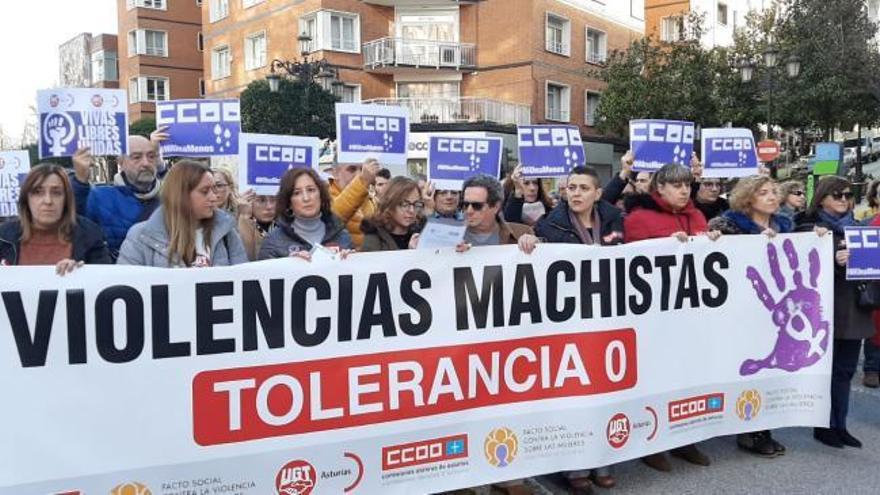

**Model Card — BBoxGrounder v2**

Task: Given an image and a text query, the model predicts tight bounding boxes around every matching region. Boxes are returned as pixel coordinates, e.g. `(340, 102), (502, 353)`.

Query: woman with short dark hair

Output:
(796, 175), (873, 449)
(258, 167), (352, 260)
(0, 163), (110, 273)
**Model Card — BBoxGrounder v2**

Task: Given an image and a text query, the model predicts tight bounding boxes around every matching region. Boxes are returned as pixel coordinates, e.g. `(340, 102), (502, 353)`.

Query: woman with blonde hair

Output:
(211, 167), (240, 215)
(118, 160), (248, 267)
(0, 163), (110, 273)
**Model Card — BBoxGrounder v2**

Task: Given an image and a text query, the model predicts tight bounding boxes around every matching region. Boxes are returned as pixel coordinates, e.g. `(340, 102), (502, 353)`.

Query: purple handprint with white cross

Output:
(740, 238), (830, 376)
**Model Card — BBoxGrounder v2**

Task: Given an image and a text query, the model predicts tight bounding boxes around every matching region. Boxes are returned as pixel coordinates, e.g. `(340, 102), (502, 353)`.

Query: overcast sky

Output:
(0, 0), (117, 144)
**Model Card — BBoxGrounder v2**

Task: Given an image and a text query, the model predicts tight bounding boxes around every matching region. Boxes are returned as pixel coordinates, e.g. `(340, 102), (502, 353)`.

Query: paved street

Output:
(521, 371), (880, 495)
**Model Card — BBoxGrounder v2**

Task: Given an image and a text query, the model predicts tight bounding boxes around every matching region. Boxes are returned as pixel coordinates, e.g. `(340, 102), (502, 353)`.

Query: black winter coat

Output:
(0, 216), (112, 266)
(795, 211), (873, 340)
(535, 200), (624, 245)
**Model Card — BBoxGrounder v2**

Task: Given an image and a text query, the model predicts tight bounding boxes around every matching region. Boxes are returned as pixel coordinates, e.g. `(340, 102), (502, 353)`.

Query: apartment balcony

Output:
(363, 37), (476, 73)
(363, 97), (532, 127)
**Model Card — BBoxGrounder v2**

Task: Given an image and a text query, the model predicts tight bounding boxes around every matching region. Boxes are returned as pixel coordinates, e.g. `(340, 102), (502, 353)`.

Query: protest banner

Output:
(0, 234), (833, 494)
(336, 103), (408, 168)
(629, 119), (695, 172)
(156, 99), (241, 156)
(517, 125), (584, 177)
(427, 135), (503, 190)
(238, 133), (320, 196)
(845, 226), (880, 280)
(700, 128), (759, 178)
(37, 88), (128, 159)
(0, 150), (30, 218)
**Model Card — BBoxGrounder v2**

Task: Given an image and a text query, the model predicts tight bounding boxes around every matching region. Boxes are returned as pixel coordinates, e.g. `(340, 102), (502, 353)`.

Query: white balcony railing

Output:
(363, 37), (476, 70)
(363, 97), (531, 126)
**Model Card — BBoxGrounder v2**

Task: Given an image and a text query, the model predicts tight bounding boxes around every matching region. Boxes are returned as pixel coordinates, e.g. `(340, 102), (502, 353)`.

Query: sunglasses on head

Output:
(830, 191), (854, 200)
(461, 201), (487, 211)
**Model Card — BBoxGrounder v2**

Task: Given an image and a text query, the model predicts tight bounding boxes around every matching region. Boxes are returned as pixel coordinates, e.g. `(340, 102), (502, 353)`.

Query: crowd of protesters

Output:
(2, 130), (879, 495)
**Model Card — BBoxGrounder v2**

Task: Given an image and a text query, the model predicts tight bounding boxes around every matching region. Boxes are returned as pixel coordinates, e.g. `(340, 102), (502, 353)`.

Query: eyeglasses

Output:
(790, 191), (805, 196)
(701, 182), (722, 189)
(397, 201), (425, 211)
(830, 191), (855, 201)
(214, 183), (229, 190)
(461, 201), (487, 211)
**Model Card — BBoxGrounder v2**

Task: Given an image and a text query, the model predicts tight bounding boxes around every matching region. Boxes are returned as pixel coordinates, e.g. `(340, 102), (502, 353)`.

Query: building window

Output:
(209, 0), (229, 22)
(199, 78), (206, 97)
(718, 2), (729, 26)
(212, 45), (231, 80)
(546, 82), (570, 122)
(299, 15), (317, 52)
(339, 84), (361, 103)
(197, 32), (204, 52)
(127, 0), (166, 9)
(586, 27), (607, 64)
(91, 50), (119, 83)
(242, 0), (264, 8)
(660, 16), (685, 42)
(545, 13), (570, 56)
(128, 29), (168, 57)
(585, 91), (601, 126)
(129, 76), (170, 103)
(329, 12), (359, 52)
(244, 32), (267, 70)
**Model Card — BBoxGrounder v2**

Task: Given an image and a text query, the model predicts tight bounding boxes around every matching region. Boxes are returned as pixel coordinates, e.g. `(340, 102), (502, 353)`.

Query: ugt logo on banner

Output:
(517, 125), (584, 177)
(37, 88), (128, 159)
(700, 128), (758, 178)
(0, 150), (30, 218)
(156, 99), (241, 156)
(629, 119), (695, 172)
(428, 135), (503, 190)
(335, 103), (408, 166)
(238, 133), (320, 196)
(845, 227), (880, 280)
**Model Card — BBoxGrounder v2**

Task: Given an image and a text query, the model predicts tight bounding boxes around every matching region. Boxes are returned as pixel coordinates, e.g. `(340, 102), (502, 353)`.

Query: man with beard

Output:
(71, 133), (166, 260)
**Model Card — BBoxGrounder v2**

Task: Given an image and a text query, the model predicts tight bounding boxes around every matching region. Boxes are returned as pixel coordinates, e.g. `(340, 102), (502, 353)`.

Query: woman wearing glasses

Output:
(360, 177), (425, 252)
(777, 180), (806, 221)
(258, 168), (352, 260)
(796, 176), (873, 449)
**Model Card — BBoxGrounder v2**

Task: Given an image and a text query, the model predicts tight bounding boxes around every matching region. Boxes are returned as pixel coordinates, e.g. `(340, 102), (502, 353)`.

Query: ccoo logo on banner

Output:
(517, 125), (584, 177)
(156, 99), (241, 156)
(428, 135), (503, 190)
(700, 128), (758, 178)
(37, 88), (128, 159)
(629, 119), (695, 172)
(0, 151), (30, 218)
(238, 133), (320, 196)
(335, 103), (408, 167)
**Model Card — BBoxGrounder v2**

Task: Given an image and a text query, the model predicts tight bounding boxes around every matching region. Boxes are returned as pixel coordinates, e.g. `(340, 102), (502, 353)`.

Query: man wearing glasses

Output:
(328, 157), (381, 249)
(458, 174), (539, 255)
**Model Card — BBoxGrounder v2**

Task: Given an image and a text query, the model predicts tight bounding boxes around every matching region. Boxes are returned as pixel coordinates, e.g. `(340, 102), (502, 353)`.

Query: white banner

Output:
(0, 234), (833, 494)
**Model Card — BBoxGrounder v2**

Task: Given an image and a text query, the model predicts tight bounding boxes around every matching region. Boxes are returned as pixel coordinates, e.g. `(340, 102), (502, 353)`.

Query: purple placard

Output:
(845, 227), (880, 280)
(517, 125), (584, 177)
(700, 128), (758, 178)
(629, 119), (695, 172)
(335, 103), (408, 166)
(428, 135), (503, 190)
(156, 99), (241, 156)
(238, 133), (320, 196)
(37, 88), (128, 159)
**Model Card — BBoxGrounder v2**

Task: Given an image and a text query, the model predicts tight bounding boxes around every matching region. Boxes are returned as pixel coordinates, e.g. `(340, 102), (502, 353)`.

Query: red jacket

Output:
(873, 215), (880, 343)
(623, 192), (708, 243)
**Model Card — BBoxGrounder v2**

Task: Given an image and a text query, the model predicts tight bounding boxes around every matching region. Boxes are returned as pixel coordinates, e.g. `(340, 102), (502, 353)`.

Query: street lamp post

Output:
(736, 41), (800, 177)
(265, 33), (343, 97)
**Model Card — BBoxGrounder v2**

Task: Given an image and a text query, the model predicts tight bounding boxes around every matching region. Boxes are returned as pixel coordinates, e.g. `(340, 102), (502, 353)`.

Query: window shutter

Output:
(136, 30), (146, 55)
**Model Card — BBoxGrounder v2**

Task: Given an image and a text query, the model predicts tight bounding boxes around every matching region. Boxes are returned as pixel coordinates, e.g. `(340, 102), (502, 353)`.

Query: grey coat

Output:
(117, 207), (248, 267)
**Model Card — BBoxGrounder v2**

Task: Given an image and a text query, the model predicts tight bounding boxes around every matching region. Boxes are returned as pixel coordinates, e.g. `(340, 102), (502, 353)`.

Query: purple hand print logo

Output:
(740, 238), (830, 376)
